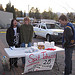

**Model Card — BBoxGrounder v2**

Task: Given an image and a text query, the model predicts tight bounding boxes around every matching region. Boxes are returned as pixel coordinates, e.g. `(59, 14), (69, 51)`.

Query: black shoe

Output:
(10, 65), (14, 70)
(14, 65), (18, 68)
(70, 71), (72, 74)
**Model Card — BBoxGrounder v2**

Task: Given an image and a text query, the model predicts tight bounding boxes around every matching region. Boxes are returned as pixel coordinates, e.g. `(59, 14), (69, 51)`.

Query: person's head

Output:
(11, 19), (17, 28)
(24, 17), (30, 25)
(59, 15), (68, 26)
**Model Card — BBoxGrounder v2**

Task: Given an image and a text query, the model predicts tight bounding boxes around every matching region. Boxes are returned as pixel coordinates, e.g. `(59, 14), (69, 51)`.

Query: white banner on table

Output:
(24, 51), (56, 73)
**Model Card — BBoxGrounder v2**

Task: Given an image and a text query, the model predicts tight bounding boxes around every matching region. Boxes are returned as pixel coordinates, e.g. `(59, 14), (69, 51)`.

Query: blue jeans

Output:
(21, 42), (31, 64)
(64, 47), (74, 75)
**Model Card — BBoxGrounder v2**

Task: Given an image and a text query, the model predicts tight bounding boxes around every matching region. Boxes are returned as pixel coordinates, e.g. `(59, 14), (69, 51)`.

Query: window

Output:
(46, 24), (62, 29)
(50, 24), (55, 29)
(38, 25), (40, 28)
(41, 26), (46, 29)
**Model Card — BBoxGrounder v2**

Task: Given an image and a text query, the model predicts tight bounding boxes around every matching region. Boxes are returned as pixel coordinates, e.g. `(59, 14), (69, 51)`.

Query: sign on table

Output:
(24, 51), (56, 73)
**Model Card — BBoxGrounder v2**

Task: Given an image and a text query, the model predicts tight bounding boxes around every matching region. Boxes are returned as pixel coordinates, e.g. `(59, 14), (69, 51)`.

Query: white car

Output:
(33, 23), (64, 42)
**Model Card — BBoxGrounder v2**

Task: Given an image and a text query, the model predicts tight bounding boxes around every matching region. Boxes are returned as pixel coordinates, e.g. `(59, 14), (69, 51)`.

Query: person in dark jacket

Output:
(20, 17), (33, 67)
(59, 15), (75, 75)
(6, 19), (20, 69)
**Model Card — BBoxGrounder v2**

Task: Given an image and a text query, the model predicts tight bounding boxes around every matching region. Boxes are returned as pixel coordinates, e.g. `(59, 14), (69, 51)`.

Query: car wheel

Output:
(46, 35), (51, 42)
(33, 32), (37, 38)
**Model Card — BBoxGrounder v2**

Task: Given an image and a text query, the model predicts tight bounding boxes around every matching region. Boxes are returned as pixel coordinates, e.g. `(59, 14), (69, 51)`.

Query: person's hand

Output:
(63, 42), (68, 48)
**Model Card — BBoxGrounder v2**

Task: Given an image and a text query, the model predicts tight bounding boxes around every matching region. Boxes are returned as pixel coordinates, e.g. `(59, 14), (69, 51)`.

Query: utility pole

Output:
(9, 0), (11, 3)
(28, 5), (29, 17)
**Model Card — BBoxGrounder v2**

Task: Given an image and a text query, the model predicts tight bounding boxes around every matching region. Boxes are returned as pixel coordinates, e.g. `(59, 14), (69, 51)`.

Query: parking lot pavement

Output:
(0, 29), (75, 75)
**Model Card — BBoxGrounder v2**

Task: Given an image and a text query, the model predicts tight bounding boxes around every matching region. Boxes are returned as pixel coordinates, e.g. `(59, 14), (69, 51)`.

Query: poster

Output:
(24, 50), (56, 73)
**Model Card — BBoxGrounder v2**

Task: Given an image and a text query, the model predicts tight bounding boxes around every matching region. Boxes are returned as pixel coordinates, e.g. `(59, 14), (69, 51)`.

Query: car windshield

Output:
(46, 24), (62, 29)
(73, 23), (75, 28)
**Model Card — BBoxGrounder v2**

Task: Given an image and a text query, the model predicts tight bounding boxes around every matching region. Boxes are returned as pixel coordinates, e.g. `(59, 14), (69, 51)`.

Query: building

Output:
(0, 11), (13, 28)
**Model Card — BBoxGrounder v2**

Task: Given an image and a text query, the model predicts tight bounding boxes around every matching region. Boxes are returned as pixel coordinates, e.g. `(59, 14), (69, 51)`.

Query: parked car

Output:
(33, 22), (64, 42)
(32, 23), (38, 27)
(73, 23), (75, 28)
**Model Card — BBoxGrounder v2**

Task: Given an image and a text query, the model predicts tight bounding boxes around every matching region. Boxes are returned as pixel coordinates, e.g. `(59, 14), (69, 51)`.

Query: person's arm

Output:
(63, 26), (73, 47)
(20, 25), (24, 43)
(30, 25), (33, 41)
(6, 29), (14, 46)
(64, 27), (73, 42)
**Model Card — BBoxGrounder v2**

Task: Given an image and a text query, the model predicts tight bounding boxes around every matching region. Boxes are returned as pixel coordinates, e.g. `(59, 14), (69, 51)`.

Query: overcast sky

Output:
(0, 0), (75, 13)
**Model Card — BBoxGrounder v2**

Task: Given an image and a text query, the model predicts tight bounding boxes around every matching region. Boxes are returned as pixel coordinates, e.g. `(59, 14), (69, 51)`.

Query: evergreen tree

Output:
(67, 12), (74, 22)
(29, 7), (35, 18)
(5, 2), (11, 12)
(24, 11), (26, 17)
(0, 4), (4, 11)
(35, 8), (41, 19)
(11, 5), (16, 18)
(5, 2), (16, 18)
(42, 10), (49, 19)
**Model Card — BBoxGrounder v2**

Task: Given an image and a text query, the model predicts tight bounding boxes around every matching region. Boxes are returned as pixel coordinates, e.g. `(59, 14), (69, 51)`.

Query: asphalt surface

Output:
(0, 29), (75, 75)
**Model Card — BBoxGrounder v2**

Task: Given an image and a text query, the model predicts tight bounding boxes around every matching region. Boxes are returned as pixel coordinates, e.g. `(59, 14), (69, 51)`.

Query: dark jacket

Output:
(6, 26), (20, 47)
(62, 23), (75, 48)
(20, 24), (33, 44)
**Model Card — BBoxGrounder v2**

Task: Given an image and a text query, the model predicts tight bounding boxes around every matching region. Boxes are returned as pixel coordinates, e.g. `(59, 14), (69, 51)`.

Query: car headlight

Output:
(53, 32), (58, 35)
